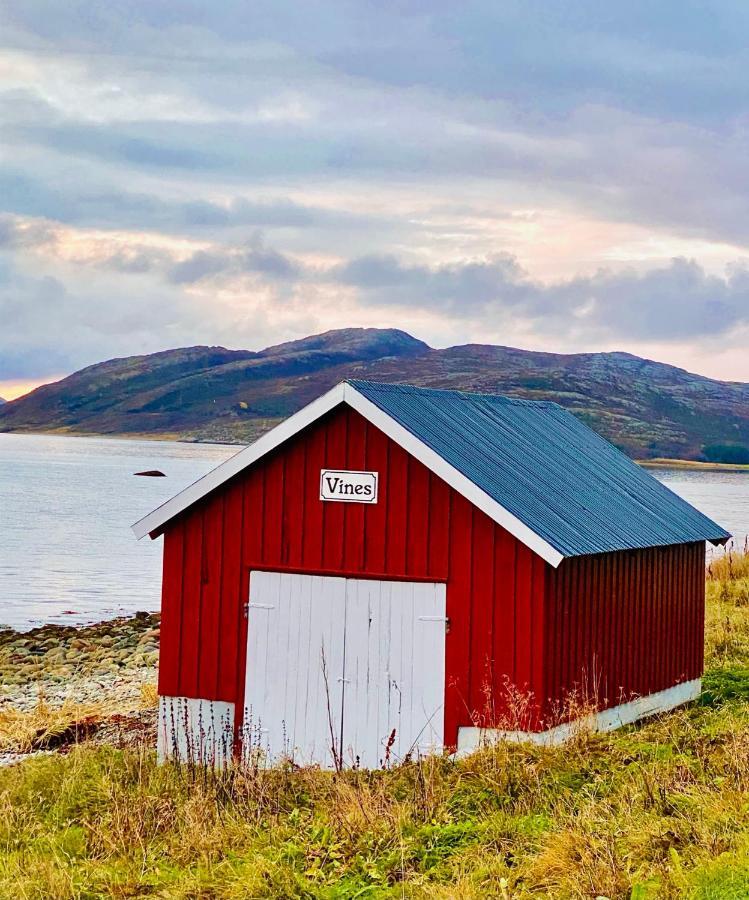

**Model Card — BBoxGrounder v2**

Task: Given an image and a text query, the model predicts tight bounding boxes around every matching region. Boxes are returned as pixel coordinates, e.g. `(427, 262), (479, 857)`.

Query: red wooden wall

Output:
(156, 403), (707, 747)
(542, 542), (705, 724)
(157, 404), (546, 748)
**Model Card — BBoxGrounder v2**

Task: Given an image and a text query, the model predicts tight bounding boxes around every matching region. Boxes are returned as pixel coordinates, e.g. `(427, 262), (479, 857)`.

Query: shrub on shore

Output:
(707, 540), (749, 586)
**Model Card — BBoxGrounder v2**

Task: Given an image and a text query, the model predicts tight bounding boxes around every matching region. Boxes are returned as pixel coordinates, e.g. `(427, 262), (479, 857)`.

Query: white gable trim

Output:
(131, 382), (564, 567)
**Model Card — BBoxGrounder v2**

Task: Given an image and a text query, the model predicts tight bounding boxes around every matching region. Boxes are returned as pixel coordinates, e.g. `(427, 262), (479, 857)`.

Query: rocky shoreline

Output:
(0, 612), (159, 714)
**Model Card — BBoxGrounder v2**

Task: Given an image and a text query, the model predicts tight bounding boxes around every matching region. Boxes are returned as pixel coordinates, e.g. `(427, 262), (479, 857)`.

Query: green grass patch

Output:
(701, 667), (749, 707)
(690, 849), (749, 900)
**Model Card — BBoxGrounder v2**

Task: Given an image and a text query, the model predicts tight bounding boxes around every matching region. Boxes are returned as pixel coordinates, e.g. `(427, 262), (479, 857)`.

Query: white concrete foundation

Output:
(157, 696), (235, 766)
(457, 678), (701, 753)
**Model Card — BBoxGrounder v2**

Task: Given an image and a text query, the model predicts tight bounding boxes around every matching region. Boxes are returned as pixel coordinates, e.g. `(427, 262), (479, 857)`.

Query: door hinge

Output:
(244, 601), (275, 617)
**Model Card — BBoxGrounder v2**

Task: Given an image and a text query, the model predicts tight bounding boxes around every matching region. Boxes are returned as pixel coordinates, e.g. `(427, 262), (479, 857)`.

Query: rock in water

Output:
(134, 470), (166, 477)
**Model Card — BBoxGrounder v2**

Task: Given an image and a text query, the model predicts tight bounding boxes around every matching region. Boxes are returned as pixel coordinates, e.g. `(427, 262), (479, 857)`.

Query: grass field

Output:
(1, 553), (749, 898)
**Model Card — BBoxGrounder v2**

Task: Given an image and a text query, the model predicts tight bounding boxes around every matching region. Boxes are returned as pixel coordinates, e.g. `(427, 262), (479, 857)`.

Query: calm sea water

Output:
(0, 434), (235, 629)
(1, 434), (747, 629)
(650, 467), (749, 558)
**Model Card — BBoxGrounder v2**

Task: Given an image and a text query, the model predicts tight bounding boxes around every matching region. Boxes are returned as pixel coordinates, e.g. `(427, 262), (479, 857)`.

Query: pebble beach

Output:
(0, 613), (160, 763)
(0, 612), (159, 707)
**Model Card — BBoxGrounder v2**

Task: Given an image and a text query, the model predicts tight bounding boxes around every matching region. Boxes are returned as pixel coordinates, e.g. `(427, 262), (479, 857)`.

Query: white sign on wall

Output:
(320, 469), (378, 504)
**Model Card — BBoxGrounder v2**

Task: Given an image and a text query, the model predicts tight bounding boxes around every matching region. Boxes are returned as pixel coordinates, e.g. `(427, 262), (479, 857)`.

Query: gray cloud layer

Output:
(2, 2), (749, 382)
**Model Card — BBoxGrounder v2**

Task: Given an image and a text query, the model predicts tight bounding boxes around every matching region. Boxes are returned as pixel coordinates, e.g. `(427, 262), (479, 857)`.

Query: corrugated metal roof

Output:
(348, 380), (731, 558)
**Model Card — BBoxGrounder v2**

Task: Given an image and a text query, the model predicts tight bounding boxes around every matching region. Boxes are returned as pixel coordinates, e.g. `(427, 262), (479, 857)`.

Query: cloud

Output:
(334, 252), (749, 343)
(0, 249), (259, 381)
(0, 229), (317, 381)
(0, 167), (378, 239)
(0, 214), (56, 250)
(168, 240), (300, 284)
(337, 253), (527, 315)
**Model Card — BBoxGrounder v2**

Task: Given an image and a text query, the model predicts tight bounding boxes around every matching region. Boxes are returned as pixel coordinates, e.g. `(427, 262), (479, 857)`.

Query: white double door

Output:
(243, 571), (446, 768)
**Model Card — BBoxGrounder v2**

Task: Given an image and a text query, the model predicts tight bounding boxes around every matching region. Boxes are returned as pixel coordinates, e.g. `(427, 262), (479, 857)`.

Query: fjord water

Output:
(0, 434), (235, 629)
(0, 434), (747, 629)
(651, 466), (749, 558)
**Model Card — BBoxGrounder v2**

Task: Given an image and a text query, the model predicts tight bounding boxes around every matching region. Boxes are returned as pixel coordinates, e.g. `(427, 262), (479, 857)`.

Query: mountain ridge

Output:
(2, 327), (748, 460)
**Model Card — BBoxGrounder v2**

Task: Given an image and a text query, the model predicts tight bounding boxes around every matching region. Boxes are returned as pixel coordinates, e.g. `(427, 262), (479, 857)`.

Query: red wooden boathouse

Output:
(133, 380), (729, 767)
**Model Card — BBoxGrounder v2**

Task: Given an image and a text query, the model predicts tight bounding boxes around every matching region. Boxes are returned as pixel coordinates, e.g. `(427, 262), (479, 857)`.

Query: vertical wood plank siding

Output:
(542, 542), (706, 724)
(158, 406), (546, 748)
(157, 404), (707, 747)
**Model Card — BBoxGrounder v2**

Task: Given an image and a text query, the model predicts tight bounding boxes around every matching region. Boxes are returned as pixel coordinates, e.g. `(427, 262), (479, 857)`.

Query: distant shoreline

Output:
(5, 429), (749, 468)
(0, 428), (244, 446)
(639, 458), (749, 473)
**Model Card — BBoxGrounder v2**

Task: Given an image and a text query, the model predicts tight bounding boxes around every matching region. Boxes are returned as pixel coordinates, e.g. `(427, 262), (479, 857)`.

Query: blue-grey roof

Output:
(348, 380), (730, 559)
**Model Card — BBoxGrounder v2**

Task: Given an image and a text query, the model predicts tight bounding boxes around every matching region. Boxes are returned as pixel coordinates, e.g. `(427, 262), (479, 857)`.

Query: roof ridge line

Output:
(344, 378), (561, 408)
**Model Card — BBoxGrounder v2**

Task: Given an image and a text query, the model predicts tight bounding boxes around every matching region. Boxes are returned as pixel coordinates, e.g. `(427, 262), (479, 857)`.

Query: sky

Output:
(2, 1), (749, 399)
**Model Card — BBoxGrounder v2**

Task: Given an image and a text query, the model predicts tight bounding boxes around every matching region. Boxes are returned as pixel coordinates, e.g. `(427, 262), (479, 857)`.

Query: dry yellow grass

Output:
(708, 543), (749, 584)
(138, 681), (159, 710)
(0, 694), (109, 754)
(0, 680), (158, 756)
